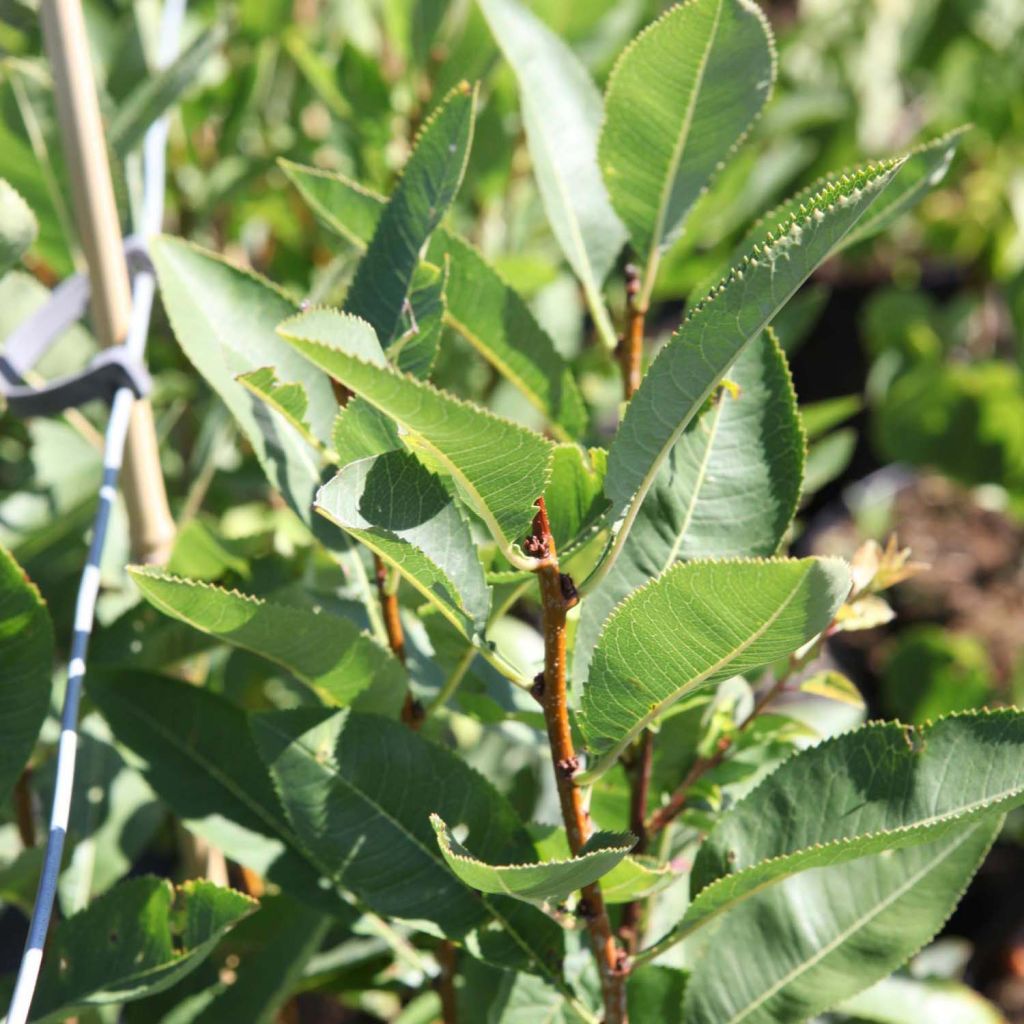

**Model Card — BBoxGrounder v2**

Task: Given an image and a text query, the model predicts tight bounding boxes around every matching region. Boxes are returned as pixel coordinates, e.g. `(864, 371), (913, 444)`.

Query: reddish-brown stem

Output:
(531, 499), (629, 1024)
(618, 730), (654, 952)
(618, 264), (645, 401)
(14, 769), (35, 848)
(436, 938), (459, 1023)
(372, 553), (422, 729)
(647, 673), (791, 836)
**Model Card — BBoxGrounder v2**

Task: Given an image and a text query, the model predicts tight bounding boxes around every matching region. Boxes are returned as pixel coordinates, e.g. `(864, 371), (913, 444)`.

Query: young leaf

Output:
(477, 0), (626, 348)
(652, 710), (1024, 956)
(0, 545), (53, 802)
(251, 707), (567, 971)
(574, 331), (803, 682)
(577, 557), (847, 778)
(542, 444), (608, 552)
(344, 82), (477, 345)
(86, 670), (361, 916)
(279, 159), (587, 441)
(150, 238), (337, 525)
(0, 178), (37, 276)
(682, 819), (999, 1024)
(599, 0), (775, 301)
(598, 161), (901, 585)
(431, 814), (634, 903)
(389, 260), (447, 379)
(316, 451), (491, 638)
(129, 568), (405, 711)
(30, 876), (255, 1022)
(236, 366), (324, 454)
(580, 557), (850, 780)
(836, 974), (1005, 1024)
(278, 308), (554, 563)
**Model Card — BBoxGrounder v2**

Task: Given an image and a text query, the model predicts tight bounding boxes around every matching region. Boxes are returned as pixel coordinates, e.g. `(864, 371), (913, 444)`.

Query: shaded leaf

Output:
(0, 545), (53, 801)
(628, 966), (686, 1024)
(580, 557), (850, 779)
(316, 451), (491, 638)
(575, 331), (803, 682)
(279, 308), (554, 561)
(236, 366), (323, 454)
(30, 877), (254, 1022)
(432, 814), (634, 903)
(477, 0), (626, 347)
(388, 260), (447, 379)
(129, 568), (404, 710)
(837, 974), (1005, 1024)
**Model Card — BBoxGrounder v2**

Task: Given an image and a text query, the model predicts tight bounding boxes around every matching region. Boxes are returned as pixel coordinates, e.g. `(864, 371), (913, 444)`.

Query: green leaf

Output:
(836, 974), (1005, 1024)
(574, 332), (803, 683)
(599, 855), (680, 904)
(86, 670), (359, 915)
(150, 238), (336, 526)
(654, 710), (1024, 957)
(459, 960), (593, 1024)
(316, 451), (491, 638)
(129, 568), (404, 710)
(251, 707), (567, 977)
(279, 158), (383, 250)
(599, 0), (775, 297)
(279, 160), (587, 441)
(800, 393), (862, 440)
(431, 814), (634, 903)
(0, 545), (53, 801)
(427, 231), (588, 441)
(477, 0), (626, 348)
(278, 308), (554, 563)
(344, 82), (476, 345)
(580, 556), (849, 779)
(30, 877), (255, 1022)
(108, 23), (228, 157)
(682, 818), (999, 1024)
(628, 966), (686, 1024)
(600, 160), (902, 578)
(803, 427), (856, 497)
(542, 444), (608, 552)
(0, 178), (37, 277)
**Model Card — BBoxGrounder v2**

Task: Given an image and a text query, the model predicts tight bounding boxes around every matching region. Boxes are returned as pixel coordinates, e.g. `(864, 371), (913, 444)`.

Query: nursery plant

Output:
(3, 0), (1022, 1022)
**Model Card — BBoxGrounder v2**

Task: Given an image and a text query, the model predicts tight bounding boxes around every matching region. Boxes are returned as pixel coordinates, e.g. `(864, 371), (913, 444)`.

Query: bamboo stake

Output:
(40, 0), (175, 564)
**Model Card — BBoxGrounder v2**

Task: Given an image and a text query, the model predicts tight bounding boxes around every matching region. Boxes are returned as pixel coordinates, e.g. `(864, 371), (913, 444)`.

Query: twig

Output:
(529, 498), (629, 1024)
(13, 770), (35, 849)
(617, 263), (644, 401)
(436, 938), (459, 1024)
(371, 553), (422, 729)
(618, 730), (653, 952)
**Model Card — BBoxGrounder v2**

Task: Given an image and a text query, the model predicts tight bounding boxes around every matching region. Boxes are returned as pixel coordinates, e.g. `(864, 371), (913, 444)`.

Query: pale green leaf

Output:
(30, 877), (255, 1022)
(477, 0), (626, 348)
(344, 82), (476, 345)
(580, 556), (850, 779)
(656, 711), (1024, 956)
(128, 568), (404, 710)
(600, 0), (775, 295)
(278, 308), (554, 562)
(236, 366), (324, 454)
(800, 393), (862, 440)
(251, 707), (568, 978)
(574, 331), (803, 683)
(279, 159), (587, 441)
(837, 974), (1005, 1024)
(598, 855), (681, 905)
(315, 451), (491, 637)
(0, 545), (53, 801)
(599, 161), (902, 583)
(0, 178), (37, 276)
(682, 819), (999, 1024)
(150, 238), (337, 526)
(431, 813), (634, 903)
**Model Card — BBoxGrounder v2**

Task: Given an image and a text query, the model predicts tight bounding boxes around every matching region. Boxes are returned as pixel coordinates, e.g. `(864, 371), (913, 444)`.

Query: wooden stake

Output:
(40, 0), (176, 564)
